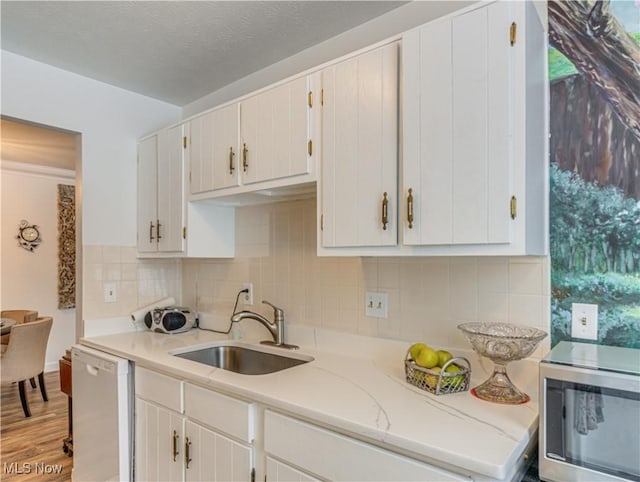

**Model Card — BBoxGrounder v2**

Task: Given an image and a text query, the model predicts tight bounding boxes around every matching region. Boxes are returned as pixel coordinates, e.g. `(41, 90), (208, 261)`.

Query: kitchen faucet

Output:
(231, 300), (297, 349)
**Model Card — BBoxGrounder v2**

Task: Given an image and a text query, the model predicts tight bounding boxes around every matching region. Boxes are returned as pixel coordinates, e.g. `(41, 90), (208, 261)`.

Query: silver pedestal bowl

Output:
(458, 322), (547, 404)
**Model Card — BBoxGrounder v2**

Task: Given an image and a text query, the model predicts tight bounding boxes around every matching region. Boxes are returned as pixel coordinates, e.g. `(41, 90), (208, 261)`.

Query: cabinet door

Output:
(264, 410), (467, 481)
(157, 125), (185, 252)
(403, 2), (513, 246)
(184, 420), (252, 482)
(135, 398), (184, 482)
(137, 136), (158, 253)
(321, 42), (398, 248)
(211, 103), (240, 190)
(190, 105), (240, 194)
(189, 111), (215, 194)
(266, 456), (320, 482)
(240, 76), (310, 185)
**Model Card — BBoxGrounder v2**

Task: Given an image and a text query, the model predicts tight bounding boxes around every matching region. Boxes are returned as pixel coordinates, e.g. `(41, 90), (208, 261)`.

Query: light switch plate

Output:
(104, 282), (117, 303)
(571, 303), (598, 340)
(365, 291), (388, 318)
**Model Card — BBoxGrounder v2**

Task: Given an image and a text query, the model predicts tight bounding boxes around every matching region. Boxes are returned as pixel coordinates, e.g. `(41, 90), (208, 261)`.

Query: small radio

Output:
(143, 306), (197, 334)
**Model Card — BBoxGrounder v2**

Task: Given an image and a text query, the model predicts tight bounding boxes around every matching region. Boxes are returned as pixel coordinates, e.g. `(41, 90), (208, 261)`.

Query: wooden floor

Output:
(1, 371), (72, 481)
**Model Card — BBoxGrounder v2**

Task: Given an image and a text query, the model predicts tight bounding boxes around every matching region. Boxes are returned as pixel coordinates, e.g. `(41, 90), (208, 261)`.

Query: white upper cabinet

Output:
(138, 125), (235, 258)
(189, 103), (240, 194)
(320, 42), (399, 248)
(141, 0), (546, 258)
(137, 135), (158, 254)
(401, 0), (547, 255)
(158, 125), (187, 252)
(137, 126), (185, 254)
(239, 75), (311, 185)
(187, 75), (315, 202)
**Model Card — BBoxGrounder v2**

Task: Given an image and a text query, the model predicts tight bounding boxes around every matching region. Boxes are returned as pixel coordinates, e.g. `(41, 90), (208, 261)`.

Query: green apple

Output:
(445, 364), (461, 373)
(409, 342), (427, 361)
(415, 347), (439, 369)
(445, 365), (464, 388)
(436, 349), (453, 368)
(425, 366), (441, 388)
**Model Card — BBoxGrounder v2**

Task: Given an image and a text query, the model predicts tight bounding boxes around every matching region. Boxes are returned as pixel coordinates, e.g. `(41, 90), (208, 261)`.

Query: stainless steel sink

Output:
(171, 342), (313, 375)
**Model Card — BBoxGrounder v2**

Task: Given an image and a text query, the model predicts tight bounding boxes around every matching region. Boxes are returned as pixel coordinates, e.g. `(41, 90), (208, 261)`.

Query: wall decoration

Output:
(549, 0), (640, 348)
(58, 184), (76, 309)
(16, 219), (42, 251)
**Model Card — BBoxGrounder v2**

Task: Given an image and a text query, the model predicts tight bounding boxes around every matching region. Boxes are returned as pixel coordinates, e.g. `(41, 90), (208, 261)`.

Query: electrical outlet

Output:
(365, 291), (388, 318)
(104, 283), (117, 303)
(241, 282), (253, 305)
(571, 303), (598, 340)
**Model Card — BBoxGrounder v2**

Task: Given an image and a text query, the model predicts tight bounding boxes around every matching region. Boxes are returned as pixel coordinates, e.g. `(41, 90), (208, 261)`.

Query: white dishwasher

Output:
(72, 344), (132, 482)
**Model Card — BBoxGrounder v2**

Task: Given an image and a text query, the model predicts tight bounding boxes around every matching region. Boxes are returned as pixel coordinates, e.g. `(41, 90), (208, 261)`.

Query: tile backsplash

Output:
(183, 198), (551, 358)
(83, 245), (182, 319)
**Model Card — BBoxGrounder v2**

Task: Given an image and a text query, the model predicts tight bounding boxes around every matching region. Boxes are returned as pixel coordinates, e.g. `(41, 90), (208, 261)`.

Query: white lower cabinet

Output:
(135, 398), (185, 482)
(263, 410), (467, 482)
(266, 457), (320, 482)
(184, 420), (252, 482)
(135, 367), (255, 482)
(135, 367), (468, 482)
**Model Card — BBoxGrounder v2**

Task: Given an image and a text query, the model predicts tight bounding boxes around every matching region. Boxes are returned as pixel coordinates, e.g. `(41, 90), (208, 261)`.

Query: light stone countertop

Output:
(81, 325), (540, 481)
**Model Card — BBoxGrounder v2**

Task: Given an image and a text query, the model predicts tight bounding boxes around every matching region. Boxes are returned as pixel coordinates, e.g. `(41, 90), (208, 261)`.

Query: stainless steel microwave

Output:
(539, 342), (640, 482)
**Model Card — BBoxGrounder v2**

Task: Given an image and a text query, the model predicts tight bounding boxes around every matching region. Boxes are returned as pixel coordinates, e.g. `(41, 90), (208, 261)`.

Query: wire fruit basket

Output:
(404, 351), (471, 395)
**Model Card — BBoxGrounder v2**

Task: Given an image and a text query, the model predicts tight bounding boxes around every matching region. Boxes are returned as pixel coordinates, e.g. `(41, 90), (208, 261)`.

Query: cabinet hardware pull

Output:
(382, 192), (389, 231)
(183, 136), (187, 149)
(307, 91), (313, 108)
(172, 430), (179, 462)
(510, 196), (517, 219)
(229, 146), (235, 175)
(510, 22), (517, 46)
(185, 437), (192, 469)
(242, 143), (249, 172)
(407, 188), (414, 229)
(183, 227), (187, 239)
(156, 220), (162, 240)
(308, 140), (313, 156)
(149, 221), (155, 242)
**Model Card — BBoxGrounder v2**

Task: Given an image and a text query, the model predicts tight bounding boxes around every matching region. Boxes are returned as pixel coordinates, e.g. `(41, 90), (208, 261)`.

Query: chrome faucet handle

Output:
(261, 300), (284, 322)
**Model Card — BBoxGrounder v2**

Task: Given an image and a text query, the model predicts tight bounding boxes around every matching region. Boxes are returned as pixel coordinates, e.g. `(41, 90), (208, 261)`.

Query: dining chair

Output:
(0, 316), (53, 417)
(1, 309), (38, 346)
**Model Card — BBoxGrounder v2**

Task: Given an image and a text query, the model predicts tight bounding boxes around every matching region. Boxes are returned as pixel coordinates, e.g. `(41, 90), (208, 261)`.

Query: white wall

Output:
(1, 51), (181, 246)
(1, 50), (182, 335)
(1, 166), (76, 371)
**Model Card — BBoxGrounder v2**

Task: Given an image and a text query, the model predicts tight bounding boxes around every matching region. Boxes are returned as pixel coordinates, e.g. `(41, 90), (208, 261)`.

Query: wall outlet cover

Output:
(241, 282), (253, 305)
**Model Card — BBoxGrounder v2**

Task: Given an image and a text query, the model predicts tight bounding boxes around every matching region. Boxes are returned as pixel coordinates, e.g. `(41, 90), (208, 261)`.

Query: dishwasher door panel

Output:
(72, 345), (131, 482)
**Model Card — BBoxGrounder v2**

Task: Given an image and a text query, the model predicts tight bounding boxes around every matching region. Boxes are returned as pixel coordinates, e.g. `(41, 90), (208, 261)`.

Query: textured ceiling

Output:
(1, 1), (407, 106)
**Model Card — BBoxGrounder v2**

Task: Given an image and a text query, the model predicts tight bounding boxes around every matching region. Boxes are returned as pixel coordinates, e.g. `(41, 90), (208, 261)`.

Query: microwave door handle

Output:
(544, 382), (567, 461)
